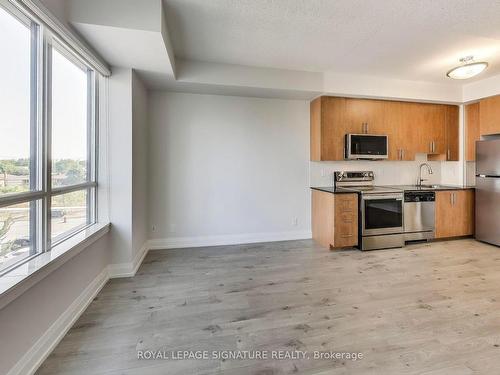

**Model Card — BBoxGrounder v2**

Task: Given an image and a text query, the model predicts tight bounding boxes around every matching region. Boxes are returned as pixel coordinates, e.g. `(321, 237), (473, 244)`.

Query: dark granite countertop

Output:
(385, 184), (475, 192)
(310, 185), (475, 194)
(310, 186), (358, 194)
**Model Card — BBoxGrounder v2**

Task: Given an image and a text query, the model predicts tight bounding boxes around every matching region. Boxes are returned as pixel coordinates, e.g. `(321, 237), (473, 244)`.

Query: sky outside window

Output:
(0, 7), (31, 195)
(51, 47), (88, 187)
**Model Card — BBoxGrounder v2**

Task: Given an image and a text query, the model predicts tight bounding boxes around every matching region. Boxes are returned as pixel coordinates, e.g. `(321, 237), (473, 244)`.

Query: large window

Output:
(0, 2), (98, 274)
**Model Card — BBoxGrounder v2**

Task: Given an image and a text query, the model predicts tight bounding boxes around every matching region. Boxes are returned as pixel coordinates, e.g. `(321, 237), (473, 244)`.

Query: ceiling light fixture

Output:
(446, 56), (488, 80)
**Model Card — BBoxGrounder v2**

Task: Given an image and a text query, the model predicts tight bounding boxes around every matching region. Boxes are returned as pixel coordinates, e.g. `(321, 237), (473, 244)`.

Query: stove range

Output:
(334, 171), (404, 251)
(337, 185), (403, 194)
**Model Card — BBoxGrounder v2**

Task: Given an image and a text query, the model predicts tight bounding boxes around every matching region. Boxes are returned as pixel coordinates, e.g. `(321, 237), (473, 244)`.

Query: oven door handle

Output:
(362, 195), (403, 201)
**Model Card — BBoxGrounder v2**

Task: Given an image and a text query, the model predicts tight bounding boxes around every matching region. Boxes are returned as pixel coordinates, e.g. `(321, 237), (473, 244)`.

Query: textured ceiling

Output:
(164, 0), (500, 84)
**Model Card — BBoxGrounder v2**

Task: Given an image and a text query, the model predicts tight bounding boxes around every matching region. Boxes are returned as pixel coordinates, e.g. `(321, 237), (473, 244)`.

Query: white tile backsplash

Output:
(310, 154), (444, 187)
(466, 162), (476, 186)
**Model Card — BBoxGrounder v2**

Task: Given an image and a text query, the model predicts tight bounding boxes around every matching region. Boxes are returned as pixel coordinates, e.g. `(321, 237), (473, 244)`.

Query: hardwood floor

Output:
(37, 239), (500, 375)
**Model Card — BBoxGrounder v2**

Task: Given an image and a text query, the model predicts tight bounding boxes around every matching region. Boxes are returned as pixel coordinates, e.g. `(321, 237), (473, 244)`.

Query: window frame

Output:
(0, 1), (99, 276)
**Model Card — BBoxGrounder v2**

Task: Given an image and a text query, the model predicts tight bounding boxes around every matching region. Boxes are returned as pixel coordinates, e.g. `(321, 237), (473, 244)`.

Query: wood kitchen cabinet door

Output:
(454, 190), (475, 236)
(311, 190), (335, 247)
(424, 104), (446, 155)
(479, 95), (500, 136)
(435, 191), (454, 238)
(333, 194), (358, 248)
(405, 102), (433, 155)
(429, 105), (460, 161)
(311, 191), (358, 249)
(435, 190), (475, 238)
(310, 96), (346, 161)
(445, 105), (459, 161)
(465, 102), (480, 161)
(344, 98), (386, 135)
(389, 101), (416, 161)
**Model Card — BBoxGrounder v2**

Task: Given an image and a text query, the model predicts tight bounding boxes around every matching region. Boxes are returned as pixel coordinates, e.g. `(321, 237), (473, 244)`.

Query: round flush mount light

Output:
(446, 56), (488, 80)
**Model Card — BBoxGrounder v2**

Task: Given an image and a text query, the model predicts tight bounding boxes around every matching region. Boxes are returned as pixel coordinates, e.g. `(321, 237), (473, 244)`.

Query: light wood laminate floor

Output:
(37, 239), (500, 375)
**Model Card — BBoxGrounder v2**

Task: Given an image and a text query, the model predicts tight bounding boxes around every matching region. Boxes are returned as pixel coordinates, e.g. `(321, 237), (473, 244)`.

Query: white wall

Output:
(108, 68), (149, 269)
(463, 73), (500, 102)
(108, 68), (133, 264)
(148, 92), (311, 246)
(132, 72), (149, 258)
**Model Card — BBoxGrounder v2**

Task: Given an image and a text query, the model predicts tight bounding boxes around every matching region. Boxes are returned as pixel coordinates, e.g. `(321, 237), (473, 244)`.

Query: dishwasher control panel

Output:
(404, 191), (435, 202)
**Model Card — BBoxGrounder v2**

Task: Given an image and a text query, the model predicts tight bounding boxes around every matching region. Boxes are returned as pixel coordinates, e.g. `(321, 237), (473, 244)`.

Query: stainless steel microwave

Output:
(345, 134), (388, 160)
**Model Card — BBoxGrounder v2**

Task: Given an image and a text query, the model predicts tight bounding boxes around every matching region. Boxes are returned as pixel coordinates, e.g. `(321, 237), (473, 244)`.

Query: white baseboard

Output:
(7, 267), (110, 375)
(148, 230), (312, 250)
(107, 242), (149, 278)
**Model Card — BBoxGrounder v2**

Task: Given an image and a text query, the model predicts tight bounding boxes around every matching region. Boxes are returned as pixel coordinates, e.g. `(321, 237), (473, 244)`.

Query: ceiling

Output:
(163, 0), (500, 84)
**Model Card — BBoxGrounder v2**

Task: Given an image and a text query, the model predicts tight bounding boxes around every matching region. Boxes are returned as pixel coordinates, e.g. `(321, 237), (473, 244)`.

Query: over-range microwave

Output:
(345, 134), (388, 160)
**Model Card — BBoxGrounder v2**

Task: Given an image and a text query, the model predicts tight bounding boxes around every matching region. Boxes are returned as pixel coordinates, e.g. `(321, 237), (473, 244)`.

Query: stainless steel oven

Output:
(361, 193), (404, 236)
(335, 171), (405, 250)
(345, 134), (388, 160)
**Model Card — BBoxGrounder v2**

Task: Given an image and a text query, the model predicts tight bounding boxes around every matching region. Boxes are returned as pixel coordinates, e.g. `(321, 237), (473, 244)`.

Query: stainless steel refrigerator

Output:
(476, 139), (500, 246)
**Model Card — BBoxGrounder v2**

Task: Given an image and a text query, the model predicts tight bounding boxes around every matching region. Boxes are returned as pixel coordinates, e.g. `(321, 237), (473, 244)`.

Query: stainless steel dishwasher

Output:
(404, 191), (435, 242)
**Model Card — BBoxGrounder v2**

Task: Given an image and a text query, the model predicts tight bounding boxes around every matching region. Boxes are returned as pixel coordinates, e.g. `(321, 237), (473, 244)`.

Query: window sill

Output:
(0, 222), (110, 310)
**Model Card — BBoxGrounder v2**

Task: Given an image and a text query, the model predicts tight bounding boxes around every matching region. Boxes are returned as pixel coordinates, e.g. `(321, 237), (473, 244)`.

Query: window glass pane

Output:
(0, 8), (33, 196)
(51, 190), (88, 240)
(51, 48), (88, 187)
(0, 201), (38, 273)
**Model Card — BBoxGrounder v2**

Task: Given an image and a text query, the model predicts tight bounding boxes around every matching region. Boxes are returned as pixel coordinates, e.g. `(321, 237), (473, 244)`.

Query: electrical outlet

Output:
(321, 168), (326, 177)
(151, 225), (156, 232)
(292, 217), (298, 226)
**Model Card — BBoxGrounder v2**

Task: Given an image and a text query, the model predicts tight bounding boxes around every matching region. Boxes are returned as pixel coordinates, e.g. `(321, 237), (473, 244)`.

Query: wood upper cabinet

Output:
(444, 105), (459, 161)
(386, 101), (415, 160)
(435, 190), (475, 239)
(344, 98), (386, 135)
(428, 105), (459, 161)
(465, 102), (480, 161)
(418, 103), (446, 155)
(310, 96), (346, 161)
(479, 95), (500, 136)
(310, 96), (459, 161)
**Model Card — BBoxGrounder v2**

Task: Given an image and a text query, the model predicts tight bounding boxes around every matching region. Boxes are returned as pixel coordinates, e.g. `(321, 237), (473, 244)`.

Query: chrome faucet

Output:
(417, 163), (433, 186)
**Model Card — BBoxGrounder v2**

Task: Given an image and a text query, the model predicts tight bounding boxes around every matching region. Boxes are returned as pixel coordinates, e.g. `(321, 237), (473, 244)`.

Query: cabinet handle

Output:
(366, 123), (369, 133)
(450, 193), (453, 205)
(430, 142), (433, 153)
(447, 149), (451, 160)
(402, 149), (405, 159)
